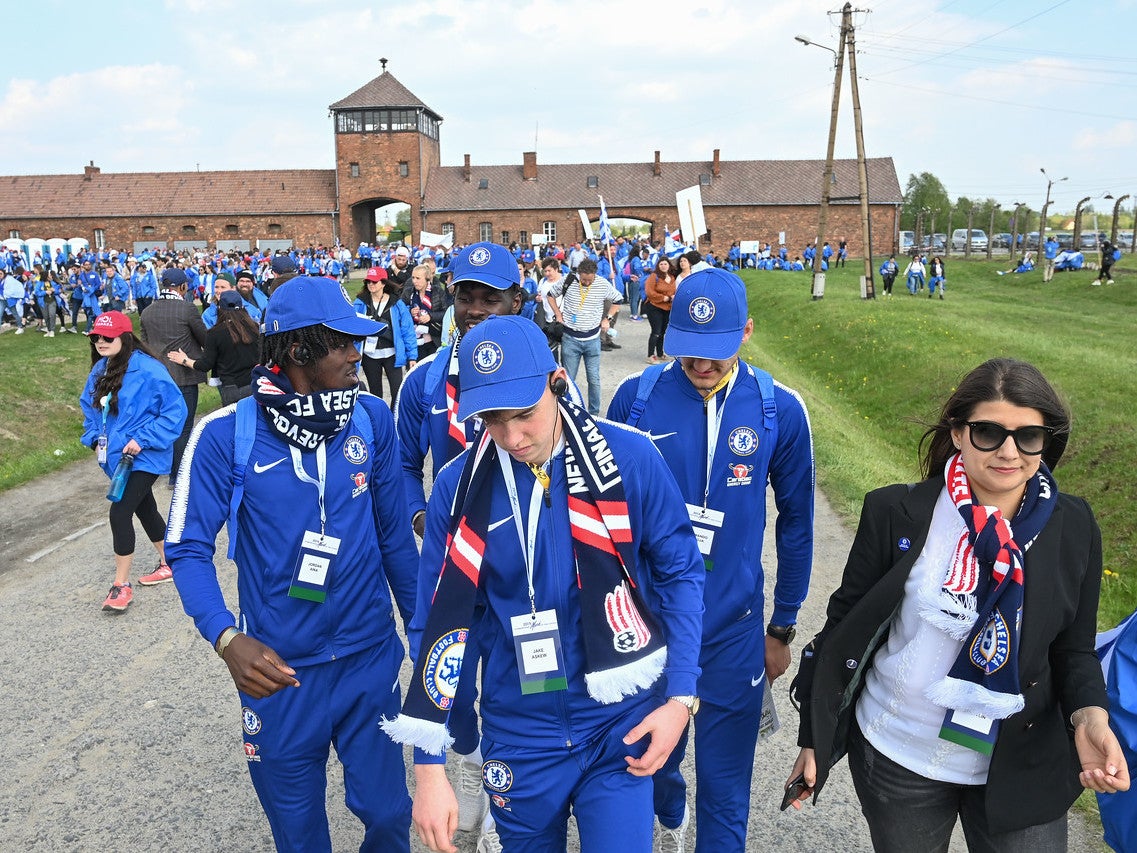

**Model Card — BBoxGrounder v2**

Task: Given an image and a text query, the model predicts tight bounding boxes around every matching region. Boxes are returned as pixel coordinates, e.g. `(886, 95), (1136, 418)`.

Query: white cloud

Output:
(1073, 121), (1137, 151)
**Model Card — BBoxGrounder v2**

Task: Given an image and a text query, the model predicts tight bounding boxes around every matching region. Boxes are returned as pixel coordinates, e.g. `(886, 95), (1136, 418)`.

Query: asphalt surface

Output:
(0, 307), (1105, 852)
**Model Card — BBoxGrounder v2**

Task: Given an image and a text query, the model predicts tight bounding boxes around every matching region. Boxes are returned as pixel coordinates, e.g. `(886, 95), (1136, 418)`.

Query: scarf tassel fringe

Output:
(925, 676), (1025, 720)
(585, 646), (668, 705)
(379, 715), (454, 756)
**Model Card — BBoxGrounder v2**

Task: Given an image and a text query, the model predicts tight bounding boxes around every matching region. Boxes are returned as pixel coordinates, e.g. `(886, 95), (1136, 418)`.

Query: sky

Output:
(3, 0), (1135, 218)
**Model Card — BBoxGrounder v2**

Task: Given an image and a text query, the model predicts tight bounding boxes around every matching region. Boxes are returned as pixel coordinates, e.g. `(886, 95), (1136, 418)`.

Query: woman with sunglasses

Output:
(786, 357), (1128, 850)
(80, 311), (187, 612)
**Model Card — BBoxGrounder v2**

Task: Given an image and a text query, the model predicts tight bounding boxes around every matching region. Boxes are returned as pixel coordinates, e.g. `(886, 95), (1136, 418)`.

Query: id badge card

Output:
(939, 707), (999, 755)
(96, 434), (108, 465)
(510, 609), (568, 694)
(288, 530), (341, 603)
(686, 503), (725, 566)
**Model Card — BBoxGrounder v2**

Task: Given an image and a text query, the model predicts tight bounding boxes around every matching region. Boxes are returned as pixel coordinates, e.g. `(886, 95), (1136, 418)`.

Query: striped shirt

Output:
(550, 274), (621, 340)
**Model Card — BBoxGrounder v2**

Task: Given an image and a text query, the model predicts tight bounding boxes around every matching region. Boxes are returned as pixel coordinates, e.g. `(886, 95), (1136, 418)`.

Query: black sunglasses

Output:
(964, 421), (1055, 455)
(90, 334), (118, 344)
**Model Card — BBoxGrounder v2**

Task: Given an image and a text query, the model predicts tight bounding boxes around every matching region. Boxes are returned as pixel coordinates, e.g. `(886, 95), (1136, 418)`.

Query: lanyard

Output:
(498, 452), (545, 617)
(100, 394), (111, 434)
(289, 442), (328, 538)
(702, 364), (740, 508)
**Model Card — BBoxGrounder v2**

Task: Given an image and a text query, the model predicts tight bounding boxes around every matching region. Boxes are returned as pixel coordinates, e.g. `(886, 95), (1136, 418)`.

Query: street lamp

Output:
(795, 35), (837, 63)
(1038, 168), (1067, 257)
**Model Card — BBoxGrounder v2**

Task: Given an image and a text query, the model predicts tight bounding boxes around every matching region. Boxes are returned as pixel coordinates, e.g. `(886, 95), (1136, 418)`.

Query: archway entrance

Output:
(349, 198), (413, 247)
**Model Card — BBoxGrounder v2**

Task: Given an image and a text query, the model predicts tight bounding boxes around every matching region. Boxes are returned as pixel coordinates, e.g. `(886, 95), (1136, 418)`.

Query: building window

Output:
(336, 108), (426, 135)
(399, 161), (410, 178)
(587, 176), (599, 188)
(8, 230), (20, 239)
(182, 225), (196, 234)
(519, 229), (529, 246)
(699, 173), (712, 186)
(350, 162), (360, 178)
(501, 231), (511, 245)
(543, 221), (557, 242)
(479, 222), (493, 242)
(142, 226), (156, 235)
(226, 224), (239, 234)
(268, 223), (282, 233)
(441, 222), (455, 237)
(94, 229), (106, 249)
(478, 178), (489, 190)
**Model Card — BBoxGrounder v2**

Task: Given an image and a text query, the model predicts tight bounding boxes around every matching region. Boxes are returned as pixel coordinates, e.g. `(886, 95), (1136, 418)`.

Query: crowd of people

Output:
(2, 229), (1134, 853)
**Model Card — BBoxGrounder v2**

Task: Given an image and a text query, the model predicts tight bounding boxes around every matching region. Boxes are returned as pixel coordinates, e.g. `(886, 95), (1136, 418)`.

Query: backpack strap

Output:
(423, 348), (451, 397)
(749, 365), (778, 432)
(627, 362), (667, 429)
(227, 396), (259, 560)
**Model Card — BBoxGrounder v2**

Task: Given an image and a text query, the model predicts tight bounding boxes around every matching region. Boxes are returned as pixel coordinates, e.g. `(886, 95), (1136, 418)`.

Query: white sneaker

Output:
(15, 326), (24, 335)
(455, 755), (489, 833)
(475, 827), (502, 853)
(45, 331), (54, 338)
(657, 805), (689, 853)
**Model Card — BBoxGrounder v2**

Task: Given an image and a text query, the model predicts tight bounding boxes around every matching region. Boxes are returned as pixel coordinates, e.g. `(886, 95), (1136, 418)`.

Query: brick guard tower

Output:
(329, 59), (442, 247)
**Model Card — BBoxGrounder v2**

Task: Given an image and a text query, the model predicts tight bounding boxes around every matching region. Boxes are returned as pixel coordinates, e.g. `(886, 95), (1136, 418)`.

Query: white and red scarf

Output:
(921, 452), (1056, 719)
(382, 399), (666, 754)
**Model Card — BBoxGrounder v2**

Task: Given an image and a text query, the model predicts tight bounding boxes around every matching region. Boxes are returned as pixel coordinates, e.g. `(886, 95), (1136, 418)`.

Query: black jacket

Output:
(791, 476), (1107, 833)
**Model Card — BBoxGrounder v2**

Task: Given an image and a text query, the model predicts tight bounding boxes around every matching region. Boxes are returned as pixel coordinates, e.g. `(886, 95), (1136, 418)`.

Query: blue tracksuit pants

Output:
(482, 702), (656, 852)
(240, 637), (411, 853)
(653, 617), (766, 852)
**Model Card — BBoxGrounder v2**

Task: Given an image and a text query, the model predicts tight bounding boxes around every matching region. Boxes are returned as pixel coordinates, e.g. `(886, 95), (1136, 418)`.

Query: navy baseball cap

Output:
(161, 268), (188, 287)
(270, 254), (297, 274)
(264, 276), (383, 337)
(664, 269), (749, 360)
(450, 242), (520, 291)
(457, 316), (556, 421)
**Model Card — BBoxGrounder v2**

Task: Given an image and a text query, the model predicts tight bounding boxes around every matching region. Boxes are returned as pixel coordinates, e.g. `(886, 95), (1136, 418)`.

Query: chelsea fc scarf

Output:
(382, 399), (667, 755)
(442, 339), (467, 460)
(921, 453), (1056, 719)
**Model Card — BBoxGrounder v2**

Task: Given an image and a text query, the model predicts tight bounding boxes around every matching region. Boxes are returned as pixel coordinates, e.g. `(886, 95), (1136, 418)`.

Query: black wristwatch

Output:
(766, 623), (796, 644)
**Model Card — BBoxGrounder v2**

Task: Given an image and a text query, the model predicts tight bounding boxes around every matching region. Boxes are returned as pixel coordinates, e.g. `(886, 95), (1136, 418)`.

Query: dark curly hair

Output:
(919, 358), (1071, 477)
(260, 324), (360, 369)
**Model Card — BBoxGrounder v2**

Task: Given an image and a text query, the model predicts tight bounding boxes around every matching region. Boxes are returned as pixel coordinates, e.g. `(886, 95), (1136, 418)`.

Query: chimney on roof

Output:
(522, 151), (537, 182)
(653, 151), (662, 178)
(712, 149), (721, 178)
(463, 154), (471, 183)
(84, 161), (100, 181)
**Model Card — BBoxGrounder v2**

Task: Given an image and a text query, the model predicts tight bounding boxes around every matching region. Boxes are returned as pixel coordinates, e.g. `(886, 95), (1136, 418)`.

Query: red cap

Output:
(365, 267), (389, 282)
(88, 311), (133, 338)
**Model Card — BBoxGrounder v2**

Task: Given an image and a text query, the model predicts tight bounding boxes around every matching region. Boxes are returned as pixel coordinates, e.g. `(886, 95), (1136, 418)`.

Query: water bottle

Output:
(107, 454), (134, 503)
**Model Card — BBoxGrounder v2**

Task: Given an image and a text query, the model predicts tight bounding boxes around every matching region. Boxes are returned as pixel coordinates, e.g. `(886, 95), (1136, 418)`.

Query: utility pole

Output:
(804, 12), (848, 300)
(1073, 196), (1092, 250)
(846, 12), (874, 297)
(965, 206), (975, 259)
(987, 204), (998, 260)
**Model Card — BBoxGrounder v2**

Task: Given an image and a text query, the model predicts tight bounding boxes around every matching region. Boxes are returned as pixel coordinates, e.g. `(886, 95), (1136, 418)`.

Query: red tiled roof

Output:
(423, 156), (901, 212)
(0, 169), (337, 219)
(329, 71), (442, 119)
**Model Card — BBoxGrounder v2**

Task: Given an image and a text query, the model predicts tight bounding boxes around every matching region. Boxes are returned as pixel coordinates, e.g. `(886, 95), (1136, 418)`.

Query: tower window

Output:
(399, 162), (409, 178)
(350, 162), (360, 178)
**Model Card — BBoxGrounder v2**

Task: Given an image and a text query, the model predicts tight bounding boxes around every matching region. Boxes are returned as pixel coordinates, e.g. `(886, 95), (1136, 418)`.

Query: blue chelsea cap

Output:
(664, 268), (749, 360)
(449, 242), (521, 291)
(264, 275), (384, 337)
(456, 316), (556, 421)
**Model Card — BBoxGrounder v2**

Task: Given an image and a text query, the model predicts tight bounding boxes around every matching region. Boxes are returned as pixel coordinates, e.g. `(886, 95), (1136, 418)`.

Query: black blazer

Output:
(792, 476), (1107, 833)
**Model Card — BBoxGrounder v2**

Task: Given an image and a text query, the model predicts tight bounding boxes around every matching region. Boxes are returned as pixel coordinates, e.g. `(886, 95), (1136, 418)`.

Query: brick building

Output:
(0, 65), (903, 258)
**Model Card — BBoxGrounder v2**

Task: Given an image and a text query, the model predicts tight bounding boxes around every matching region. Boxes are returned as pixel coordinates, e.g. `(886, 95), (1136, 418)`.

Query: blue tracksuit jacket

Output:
(414, 419), (704, 758)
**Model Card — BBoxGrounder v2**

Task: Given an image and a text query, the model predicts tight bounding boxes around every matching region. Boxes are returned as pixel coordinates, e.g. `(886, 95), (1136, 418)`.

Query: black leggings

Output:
(361, 355), (403, 404)
(646, 304), (671, 358)
(109, 470), (165, 556)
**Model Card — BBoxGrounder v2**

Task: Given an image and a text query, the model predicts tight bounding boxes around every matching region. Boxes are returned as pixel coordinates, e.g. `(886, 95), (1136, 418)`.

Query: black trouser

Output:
(882, 273), (896, 294)
(645, 304), (670, 358)
(109, 470), (165, 556)
(219, 383), (253, 406)
(172, 384), (199, 484)
(361, 355), (403, 404)
(136, 296), (153, 313)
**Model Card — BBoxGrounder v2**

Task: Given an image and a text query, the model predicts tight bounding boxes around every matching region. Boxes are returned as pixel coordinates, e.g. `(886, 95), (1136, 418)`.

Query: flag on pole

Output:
(598, 195), (613, 245)
(664, 225), (683, 257)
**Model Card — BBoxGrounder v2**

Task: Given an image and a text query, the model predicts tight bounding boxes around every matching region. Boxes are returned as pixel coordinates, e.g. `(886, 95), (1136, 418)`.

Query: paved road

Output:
(0, 307), (1105, 851)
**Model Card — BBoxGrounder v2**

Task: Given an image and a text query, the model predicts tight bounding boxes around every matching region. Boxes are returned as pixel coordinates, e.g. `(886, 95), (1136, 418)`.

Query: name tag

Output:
(97, 434), (108, 465)
(288, 530), (341, 603)
(686, 503), (724, 558)
(939, 707), (999, 755)
(511, 609), (567, 694)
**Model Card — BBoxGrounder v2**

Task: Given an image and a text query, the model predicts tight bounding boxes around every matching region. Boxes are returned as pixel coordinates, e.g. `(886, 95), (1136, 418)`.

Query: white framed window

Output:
(441, 222), (455, 237)
(479, 222), (493, 242)
(94, 228), (106, 249)
(543, 221), (557, 242)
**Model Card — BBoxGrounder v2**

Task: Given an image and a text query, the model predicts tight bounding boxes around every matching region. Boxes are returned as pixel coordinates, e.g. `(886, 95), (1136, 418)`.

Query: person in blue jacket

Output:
(1043, 234), (1060, 282)
(384, 315), (705, 853)
(130, 261), (158, 313)
(608, 269), (815, 852)
(76, 259), (104, 331)
(80, 311), (187, 612)
(165, 276), (419, 853)
(353, 266), (417, 404)
(1098, 611), (1137, 852)
(878, 255), (899, 296)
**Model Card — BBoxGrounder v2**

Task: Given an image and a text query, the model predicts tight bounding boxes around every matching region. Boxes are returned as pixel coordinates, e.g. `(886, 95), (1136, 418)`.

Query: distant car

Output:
(951, 229), (988, 251)
(920, 234), (947, 254)
(1053, 233), (1074, 250)
(991, 233), (1012, 249)
(1079, 231), (1107, 250)
(899, 230), (915, 255)
(1119, 231), (1134, 250)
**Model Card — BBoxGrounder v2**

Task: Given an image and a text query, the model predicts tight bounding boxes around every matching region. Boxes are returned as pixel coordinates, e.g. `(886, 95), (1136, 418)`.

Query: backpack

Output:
(1113, 248), (1122, 262)
(625, 362), (777, 433)
(227, 396), (377, 559)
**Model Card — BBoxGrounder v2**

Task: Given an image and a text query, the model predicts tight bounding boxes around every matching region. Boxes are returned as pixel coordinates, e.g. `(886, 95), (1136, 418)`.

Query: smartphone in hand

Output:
(780, 773), (808, 811)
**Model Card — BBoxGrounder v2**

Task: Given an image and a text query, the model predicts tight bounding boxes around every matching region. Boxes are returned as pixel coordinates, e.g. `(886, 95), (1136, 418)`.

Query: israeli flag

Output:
(598, 196), (614, 246)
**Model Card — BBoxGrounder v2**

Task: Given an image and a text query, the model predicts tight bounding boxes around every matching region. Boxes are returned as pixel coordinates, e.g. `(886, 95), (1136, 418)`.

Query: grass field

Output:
(736, 256), (1136, 627)
(2, 257), (1134, 624)
(0, 315), (221, 491)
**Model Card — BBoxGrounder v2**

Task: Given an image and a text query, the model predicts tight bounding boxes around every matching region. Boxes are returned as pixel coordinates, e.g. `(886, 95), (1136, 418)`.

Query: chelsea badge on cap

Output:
(473, 341), (504, 374)
(468, 246), (492, 266)
(689, 296), (715, 324)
